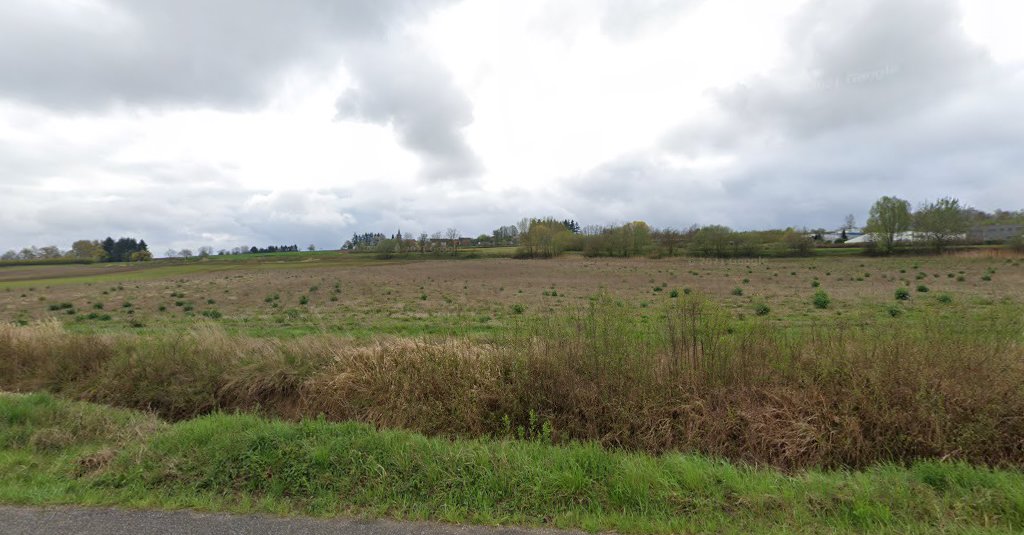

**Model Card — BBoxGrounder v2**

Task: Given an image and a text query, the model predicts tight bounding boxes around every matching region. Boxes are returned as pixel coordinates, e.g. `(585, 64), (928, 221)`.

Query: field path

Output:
(0, 505), (585, 535)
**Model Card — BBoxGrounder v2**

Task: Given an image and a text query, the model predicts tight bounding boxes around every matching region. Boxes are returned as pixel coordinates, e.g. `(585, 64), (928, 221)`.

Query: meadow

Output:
(2, 249), (1024, 532)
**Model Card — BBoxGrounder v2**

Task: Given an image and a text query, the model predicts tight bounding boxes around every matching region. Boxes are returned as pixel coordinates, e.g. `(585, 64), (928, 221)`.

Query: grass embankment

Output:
(3, 294), (1023, 470)
(2, 392), (1023, 534)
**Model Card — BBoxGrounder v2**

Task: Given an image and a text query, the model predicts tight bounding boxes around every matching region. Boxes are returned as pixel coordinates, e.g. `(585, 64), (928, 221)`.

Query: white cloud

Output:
(1, 0), (1022, 254)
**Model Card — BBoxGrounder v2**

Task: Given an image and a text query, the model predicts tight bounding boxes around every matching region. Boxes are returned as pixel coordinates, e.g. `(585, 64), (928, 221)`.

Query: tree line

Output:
(1, 237), (151, 263)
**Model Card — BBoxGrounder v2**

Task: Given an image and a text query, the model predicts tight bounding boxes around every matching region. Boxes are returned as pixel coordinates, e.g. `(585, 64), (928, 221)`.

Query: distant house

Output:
(845, 231), (920, 244)
(817, 230), (864, 242)
(967, 224), (1024, 242)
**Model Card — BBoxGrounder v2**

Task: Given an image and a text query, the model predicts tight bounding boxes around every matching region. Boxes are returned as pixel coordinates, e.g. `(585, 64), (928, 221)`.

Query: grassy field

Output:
(2, 249), (1023, 531)
(2, 392), (1023, 534)
(1, 249), (1021, 337)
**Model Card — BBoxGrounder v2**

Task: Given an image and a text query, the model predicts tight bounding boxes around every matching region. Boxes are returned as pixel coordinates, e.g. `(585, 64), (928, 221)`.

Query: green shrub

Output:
(812, 289), (830, 309)
(895, 287), (910, 300)
(916, 285), (929, 293)
(754, 302), (770, 316)
(937, 293), (953, 304)
(731, 287), (743, 296)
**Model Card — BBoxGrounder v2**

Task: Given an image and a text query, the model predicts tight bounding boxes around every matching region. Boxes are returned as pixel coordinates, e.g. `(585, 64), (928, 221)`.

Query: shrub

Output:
(669, 289), (679, 298)
(937, 293), (953, 304)
(299, 295), (309, 305)
(511, 304), (525, 314)
(812, 289), (830, 309)
(916, 285), (929, 293)
(753, 302), (771, 316)
(887, 305), (902, 317)
(811, 280), (820, 288)
(730, 287), (743, 296)
(895, 287), (910, 301)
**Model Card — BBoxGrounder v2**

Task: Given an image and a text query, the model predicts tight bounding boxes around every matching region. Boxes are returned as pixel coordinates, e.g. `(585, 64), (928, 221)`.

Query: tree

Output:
(307, 244), (316, 252)
(1, 250), (15, 261)
(418, 233), (429, 254)
(179, 248), (194, 259)
(783, 229), (814, 256)
(445, 228), (460, 254)
(913, 197), (968, 253)
(865, 196), (912, 254)
(37, 245), (63, 259)
(375, 239), (397, 259)
(101, 237), (115, 260)
(130, 250), (153, 262)
(69, 240), (106, 261)
(197, 246), (213, 257)
(843, 214), (857, 232)
(689, 225), (733, 257)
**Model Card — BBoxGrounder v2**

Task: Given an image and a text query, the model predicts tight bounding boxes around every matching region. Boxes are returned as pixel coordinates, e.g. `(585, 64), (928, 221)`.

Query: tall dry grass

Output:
(2, 294), (1022, 469)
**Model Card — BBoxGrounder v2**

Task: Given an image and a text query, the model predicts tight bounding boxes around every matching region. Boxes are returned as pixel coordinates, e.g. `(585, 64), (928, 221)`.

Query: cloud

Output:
(335, 41), (484, 182)
(599, 0), (703, 41)
(0, 1), (440, 110)
(0, 1), (482, 180)
(572, 0), (1024, 230)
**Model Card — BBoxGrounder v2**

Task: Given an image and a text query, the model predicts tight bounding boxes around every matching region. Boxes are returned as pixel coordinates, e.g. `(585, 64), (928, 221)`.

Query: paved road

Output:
(0, 505), (584, 535)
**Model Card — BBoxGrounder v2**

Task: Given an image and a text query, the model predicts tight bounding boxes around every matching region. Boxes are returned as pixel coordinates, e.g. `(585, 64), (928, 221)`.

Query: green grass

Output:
(2, 393), (1023, 534)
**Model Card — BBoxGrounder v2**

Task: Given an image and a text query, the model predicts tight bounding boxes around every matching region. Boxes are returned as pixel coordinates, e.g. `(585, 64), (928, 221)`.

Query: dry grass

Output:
(3, 293), (1023, 470)
(3, 254), (1022, 335)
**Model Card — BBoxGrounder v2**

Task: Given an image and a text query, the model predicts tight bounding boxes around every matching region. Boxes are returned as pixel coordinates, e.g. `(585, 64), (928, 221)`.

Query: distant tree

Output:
(1, 250), (16, 261)
(491, 225), (519, 246)
(18, 247), (38, 260)
(37, 245), (63, 259)
(689, 225), (733, 257)
(165, 249), (178, 258)
(375, 239), (397, 259)
(783, 229), (814, 256)
(913, 197), (968, 253)
(445, 228), (460, 254)
(101, 237), (115, 260)
(865, 196), (912, 254)
(307, 244), (316, 252)
(652, 228), (685, 256)
(130, 250), (153, 262)
(418, 233), (429, 254)
(197, 246), (213, 257)
(517, 218), (573, 258)
(69, 240), (106, 261)
(179, 248), (194, 259)
(843, 214), (857, 232)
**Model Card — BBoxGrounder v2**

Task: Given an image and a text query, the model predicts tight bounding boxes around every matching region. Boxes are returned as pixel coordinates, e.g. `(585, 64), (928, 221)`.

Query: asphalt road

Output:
(0, 505), (584, 535)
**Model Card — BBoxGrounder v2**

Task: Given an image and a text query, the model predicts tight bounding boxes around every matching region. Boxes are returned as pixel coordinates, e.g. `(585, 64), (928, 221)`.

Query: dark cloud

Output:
(0, 0), (480, 180)
(582, 0), (1024, 230)
(0, 0), (440, 110)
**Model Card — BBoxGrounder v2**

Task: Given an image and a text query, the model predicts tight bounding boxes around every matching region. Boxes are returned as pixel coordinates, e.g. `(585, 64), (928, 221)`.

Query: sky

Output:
(1, 0), (1023, 254)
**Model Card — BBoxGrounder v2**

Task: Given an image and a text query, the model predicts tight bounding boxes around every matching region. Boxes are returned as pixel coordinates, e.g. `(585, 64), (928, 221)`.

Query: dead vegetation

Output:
(3, 292), (1023, 470)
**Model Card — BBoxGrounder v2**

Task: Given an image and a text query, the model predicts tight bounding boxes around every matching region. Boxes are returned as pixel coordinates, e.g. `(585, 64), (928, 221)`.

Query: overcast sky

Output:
(2, 0), (1022, 253)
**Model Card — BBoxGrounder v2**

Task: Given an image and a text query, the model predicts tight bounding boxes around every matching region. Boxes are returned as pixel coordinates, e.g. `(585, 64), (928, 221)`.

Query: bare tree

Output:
(445, 228), (460, 254)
